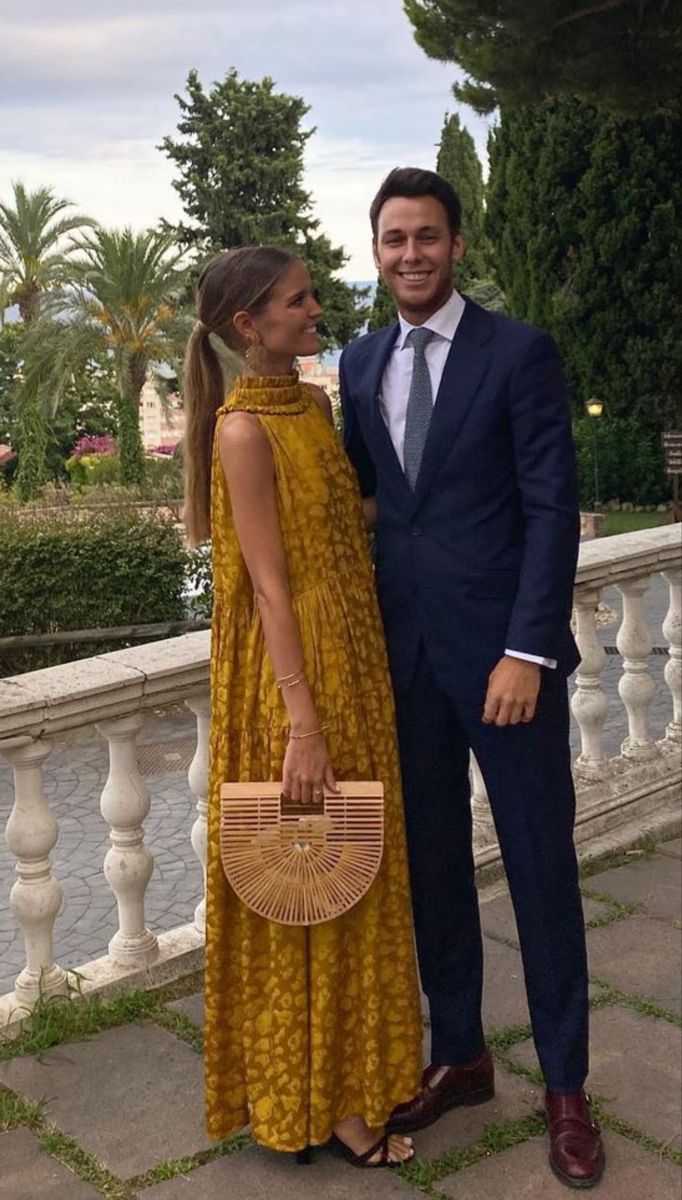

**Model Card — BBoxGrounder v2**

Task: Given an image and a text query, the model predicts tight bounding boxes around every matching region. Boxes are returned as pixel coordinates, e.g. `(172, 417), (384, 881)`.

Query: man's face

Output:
(373, 195), (464, 321)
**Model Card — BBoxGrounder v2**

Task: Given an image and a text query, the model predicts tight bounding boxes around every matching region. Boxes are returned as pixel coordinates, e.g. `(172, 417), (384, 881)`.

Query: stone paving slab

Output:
(586, 854), (681, 922)
(413, 1069), (540, 1160)
(480, 891), (608, 946)
(586, 917), (681, 1011)
(438, 1131), (681, 1199)
(658, 837), (682, 860)
(143, 1142), (417, 1199)
(0, 1024), (210, 1177)
(167, 992), (205, 1029)
(509, 1006), (682, 1149)
(481, 938), (530, 1031)
(0, 1127), (103, 1200)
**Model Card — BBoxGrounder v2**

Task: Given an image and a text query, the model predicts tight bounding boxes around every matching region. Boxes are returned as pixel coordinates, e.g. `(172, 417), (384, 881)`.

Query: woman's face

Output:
(245, 259), (322, 360)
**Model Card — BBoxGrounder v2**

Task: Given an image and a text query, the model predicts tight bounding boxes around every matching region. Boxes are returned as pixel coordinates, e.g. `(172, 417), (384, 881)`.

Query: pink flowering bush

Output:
(149, 443), (179, 456)
(70, 434), (117, 459)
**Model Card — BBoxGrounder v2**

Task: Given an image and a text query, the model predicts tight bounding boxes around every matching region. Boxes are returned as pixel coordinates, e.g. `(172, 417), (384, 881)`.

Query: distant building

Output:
(139, 380), (183, 451)
(138, 361), (340, 451)
(297, 359), (340, 396)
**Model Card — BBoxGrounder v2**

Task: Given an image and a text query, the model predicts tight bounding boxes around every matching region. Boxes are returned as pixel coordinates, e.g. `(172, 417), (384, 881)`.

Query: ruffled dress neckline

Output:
(225, 372), (310, 415)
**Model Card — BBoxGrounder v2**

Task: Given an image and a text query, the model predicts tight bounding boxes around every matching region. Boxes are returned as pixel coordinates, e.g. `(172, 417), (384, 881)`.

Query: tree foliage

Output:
(486, 98), (682, 431)
(0, 182), (93, 325)
(404, 0), (681, 116)
(367, 277), (397, 332)
(21, 228), (190, 487)
(160, 69), (367, 347)
(436, 112), (489, 285)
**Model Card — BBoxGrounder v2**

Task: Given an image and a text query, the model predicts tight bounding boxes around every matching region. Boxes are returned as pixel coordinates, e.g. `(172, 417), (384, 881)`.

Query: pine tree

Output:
(160, 69), (366, 348)
(486, 98), (682, 432)
(404, 0), (681, 116)
(436, 113), (489, 285)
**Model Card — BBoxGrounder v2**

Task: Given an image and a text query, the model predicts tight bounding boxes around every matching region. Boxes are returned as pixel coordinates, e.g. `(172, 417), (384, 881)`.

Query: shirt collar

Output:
(397, 288), (466, 350)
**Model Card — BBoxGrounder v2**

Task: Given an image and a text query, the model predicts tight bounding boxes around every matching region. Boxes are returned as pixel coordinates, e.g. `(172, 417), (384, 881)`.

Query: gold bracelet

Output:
(276, 672), (306, 690)
(276, 668), (304, 684)
(289, 724), (327, 740)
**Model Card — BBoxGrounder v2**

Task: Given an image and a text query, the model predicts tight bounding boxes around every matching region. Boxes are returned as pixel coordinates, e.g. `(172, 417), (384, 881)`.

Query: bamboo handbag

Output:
(219, 781), (384, 926)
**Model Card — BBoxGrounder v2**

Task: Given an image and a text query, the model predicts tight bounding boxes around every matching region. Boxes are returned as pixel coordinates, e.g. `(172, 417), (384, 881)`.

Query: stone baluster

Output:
(662, 566), (682, 743)
(571, 586), (609, 777)
(471, 752), (496, 850)
(1, 737), (68, 1008)
(96, 714), (158, 966)
(616, 575), (658, 760)
(186, 692), (210, 934)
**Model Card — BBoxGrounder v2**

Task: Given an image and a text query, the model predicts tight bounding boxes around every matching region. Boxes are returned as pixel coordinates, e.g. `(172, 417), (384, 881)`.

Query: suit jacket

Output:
(339, 298), (581, 700)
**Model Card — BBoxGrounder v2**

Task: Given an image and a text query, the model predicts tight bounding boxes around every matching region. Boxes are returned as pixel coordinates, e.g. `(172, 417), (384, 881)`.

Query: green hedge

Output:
(573, 415), (668, 507)
(0, 508), (187, 677)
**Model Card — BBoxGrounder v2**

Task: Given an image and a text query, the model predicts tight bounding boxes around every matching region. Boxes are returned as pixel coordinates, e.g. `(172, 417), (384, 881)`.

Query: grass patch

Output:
(589, 981), (682, 1027)
(488, 1022), (533, 1053)
(582, 889), (641, 929)
(0, 974), (205, 1061)
(398, 1110), (546, 1194)
(593, 1103), (682, 1168)
(130, 1133), (250, 1190)
(579, 834), (659, 880)
(0, 1086), (44, 1132)
(38, 1126), (129, 1200)
(602, 511), (669, 536)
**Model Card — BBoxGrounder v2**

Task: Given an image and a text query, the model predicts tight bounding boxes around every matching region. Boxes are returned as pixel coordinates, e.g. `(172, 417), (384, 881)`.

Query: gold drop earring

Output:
(245, 332), (266, 373)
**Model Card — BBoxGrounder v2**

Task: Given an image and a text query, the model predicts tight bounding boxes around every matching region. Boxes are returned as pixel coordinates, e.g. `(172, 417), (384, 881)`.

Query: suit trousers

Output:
(395, 646), (589, 1092)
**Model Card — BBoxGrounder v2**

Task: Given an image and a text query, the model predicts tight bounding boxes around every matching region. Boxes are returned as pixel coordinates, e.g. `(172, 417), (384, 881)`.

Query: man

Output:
(339, 168), (604, 1189)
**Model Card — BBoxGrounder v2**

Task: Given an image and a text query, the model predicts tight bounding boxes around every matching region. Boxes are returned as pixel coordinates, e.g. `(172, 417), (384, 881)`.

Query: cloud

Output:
(0, 1), (493, 278)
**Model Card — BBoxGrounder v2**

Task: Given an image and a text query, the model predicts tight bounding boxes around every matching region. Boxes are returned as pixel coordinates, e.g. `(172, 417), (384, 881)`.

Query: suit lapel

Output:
(357, 323), (412, 497)
(413, 299), (494, 508)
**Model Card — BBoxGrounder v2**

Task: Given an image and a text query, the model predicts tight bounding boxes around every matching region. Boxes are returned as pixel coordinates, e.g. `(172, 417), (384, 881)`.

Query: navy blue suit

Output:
(340, 298), (589, 1091)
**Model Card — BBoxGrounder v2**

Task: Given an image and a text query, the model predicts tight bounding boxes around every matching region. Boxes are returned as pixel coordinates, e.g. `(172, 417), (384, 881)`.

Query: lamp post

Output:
(585, 397), (604, 512)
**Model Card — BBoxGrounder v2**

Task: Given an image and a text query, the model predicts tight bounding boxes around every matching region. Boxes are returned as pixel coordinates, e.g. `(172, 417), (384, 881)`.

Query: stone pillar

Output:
(571, 586), (610, 778)
(471, 752), (496, 851)
(185, 692), (210, 935)
(97, 714), (158, 966)
(1, 737), (68, 1008)
(616, 576), (658, 761)
(662, 566), (682, 743)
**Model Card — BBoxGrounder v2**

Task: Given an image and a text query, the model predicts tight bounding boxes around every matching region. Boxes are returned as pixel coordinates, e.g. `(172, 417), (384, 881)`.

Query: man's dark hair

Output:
(370, 167), (462, 238)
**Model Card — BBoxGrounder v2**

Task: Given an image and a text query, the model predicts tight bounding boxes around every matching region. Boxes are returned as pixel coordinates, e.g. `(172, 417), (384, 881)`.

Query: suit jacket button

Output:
(411, 525), (422, 537)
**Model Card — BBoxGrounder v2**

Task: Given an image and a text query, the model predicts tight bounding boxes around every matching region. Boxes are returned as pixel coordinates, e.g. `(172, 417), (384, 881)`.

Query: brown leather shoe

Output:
(546, 1089), (605, 1189)
(386, 1049), (495, 1134)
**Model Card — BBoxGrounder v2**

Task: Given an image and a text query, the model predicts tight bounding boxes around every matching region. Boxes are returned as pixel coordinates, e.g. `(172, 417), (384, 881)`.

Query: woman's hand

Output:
(283, 731), (338, 805)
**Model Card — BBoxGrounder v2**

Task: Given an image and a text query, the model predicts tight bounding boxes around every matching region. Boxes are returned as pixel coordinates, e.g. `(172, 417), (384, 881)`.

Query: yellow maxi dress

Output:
(204, 372), (423, 1151)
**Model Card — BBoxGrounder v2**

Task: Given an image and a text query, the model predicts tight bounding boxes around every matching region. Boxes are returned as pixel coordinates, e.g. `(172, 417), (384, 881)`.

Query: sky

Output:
(0, 1), (494, 280)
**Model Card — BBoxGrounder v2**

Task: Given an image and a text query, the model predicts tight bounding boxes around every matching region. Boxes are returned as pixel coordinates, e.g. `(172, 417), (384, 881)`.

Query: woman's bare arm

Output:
(217, 412), (336, 800)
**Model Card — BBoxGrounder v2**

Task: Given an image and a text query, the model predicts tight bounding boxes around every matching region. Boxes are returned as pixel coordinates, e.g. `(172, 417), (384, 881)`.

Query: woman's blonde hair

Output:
(182, 245), (297, 545)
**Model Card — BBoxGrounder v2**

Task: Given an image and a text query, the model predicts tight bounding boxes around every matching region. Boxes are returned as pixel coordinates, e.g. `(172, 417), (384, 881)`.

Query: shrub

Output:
(573, 414), (668, 508)
(0, 507), (187, 677)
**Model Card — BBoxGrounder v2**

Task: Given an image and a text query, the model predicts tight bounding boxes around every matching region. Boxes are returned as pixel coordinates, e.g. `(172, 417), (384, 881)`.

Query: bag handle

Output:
(280, 793), (325, 817)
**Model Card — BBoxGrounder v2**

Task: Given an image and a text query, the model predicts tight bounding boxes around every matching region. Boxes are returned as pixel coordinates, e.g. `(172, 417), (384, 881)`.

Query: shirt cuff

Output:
(505, 649), (557, 670)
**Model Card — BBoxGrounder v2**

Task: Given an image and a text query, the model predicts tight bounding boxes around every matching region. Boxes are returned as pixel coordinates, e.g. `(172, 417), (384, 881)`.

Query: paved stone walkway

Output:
(0, 839), (680, 1198)
(0, 574), (674, 997)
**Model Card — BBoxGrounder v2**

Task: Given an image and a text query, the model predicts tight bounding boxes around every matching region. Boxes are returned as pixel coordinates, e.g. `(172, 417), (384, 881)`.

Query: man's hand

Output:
(483, 657), (541, 727)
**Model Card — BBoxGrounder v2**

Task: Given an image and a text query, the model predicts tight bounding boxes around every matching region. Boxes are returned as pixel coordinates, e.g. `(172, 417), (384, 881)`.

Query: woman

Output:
(183, 245), (423, 1167)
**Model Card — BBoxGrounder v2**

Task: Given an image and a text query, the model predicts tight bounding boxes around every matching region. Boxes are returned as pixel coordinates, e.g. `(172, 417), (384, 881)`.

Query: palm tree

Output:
(0, 182), (93, 326)
(0, 182), (94, 498)
(23, 227), (190, 485)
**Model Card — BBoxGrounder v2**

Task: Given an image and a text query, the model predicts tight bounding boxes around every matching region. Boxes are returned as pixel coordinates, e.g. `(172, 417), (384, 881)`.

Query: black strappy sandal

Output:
(329, 1130), (414, 1169)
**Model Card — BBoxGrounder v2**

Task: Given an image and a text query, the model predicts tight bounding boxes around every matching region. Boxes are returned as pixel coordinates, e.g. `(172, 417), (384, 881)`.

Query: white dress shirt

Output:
(379, 288), (556, 670)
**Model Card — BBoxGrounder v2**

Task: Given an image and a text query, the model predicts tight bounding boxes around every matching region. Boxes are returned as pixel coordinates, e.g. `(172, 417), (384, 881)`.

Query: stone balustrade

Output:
(1, 526), (680, 1032)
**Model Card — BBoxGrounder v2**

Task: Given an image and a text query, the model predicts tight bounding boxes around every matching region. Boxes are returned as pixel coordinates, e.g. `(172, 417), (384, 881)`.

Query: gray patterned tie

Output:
(403, 325), (435, 489)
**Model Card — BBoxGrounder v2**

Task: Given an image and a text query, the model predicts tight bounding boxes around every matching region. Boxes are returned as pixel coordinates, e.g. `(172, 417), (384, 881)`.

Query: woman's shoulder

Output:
(303, 382), (333, 424)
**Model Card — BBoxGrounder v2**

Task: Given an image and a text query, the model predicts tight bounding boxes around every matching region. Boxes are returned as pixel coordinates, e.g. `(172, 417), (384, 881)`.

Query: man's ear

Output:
(372, 241), (381, 272)
(451, 233), (466, 264)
